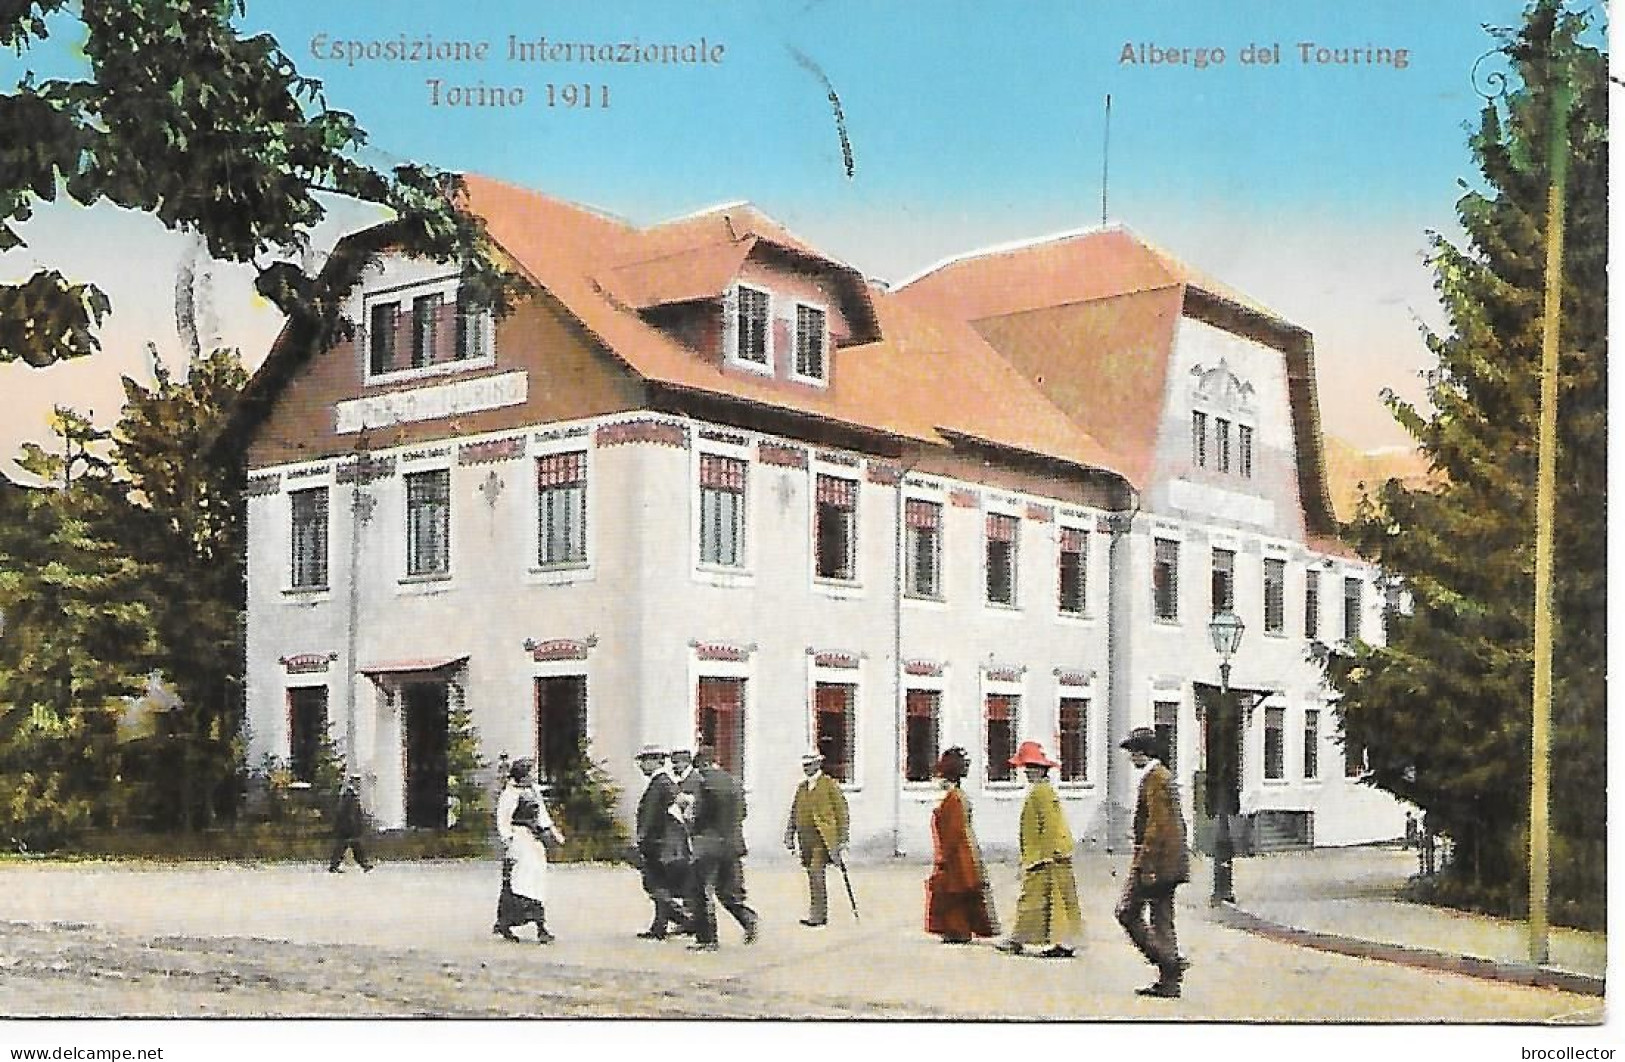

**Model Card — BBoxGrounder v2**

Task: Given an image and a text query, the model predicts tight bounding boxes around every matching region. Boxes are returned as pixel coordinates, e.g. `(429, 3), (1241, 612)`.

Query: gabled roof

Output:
(894, 224), (1337, 535)
(230, 176), (1131, 490)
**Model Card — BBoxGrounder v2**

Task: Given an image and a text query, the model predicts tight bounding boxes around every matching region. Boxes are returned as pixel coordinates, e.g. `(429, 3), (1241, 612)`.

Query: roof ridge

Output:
(893, 221), (1137, 290)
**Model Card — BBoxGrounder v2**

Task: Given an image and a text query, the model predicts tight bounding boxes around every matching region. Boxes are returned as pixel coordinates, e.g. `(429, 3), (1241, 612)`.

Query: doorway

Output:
(402, 681), (450, 829)
(535, 675), (587, 786)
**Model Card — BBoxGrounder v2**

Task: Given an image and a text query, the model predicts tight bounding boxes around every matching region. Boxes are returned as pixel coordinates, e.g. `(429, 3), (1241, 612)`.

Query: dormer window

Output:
(794, 304), (827, 382)
(732, 285), (771, 370)
(364, 276), (494, 382)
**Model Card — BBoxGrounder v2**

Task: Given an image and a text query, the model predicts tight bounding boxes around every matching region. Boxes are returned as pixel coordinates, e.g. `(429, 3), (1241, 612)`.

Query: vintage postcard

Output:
(0, 0), (1608, 1054)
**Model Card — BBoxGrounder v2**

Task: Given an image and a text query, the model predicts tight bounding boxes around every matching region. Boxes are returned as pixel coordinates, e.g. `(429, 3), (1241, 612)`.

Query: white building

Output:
(231, 176), (1405, 856)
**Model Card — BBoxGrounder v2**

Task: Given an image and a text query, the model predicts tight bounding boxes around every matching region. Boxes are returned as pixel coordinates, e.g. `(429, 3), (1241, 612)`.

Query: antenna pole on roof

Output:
(1101, 94), (1112, 227)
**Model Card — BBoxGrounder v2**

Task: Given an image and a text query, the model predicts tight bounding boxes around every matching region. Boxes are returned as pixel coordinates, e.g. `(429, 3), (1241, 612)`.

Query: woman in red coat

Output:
(925, 747), (998, 943)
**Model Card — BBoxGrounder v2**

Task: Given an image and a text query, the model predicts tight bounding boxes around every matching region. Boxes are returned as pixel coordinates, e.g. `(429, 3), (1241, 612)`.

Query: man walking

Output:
(327, 774), (373, 873)
(684, 744), (758, 951)
(1116, 727), (1191, 998)
(632, 744), (689, 939)
(784, 747), (849, 927)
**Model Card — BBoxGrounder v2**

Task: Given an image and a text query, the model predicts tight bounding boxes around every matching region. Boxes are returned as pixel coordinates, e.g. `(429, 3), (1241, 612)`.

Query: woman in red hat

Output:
(925, 747), (998, 944)
(997, 741), (1083, 958)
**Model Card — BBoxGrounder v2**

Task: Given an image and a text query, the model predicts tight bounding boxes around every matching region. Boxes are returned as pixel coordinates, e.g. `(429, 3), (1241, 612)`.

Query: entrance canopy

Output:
(359, 656), (469, 684)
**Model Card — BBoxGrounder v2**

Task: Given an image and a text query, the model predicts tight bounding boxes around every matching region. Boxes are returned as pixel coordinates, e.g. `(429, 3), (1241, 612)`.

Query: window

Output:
(734, 286), (770, 367)
(1191, 411), (1208, 467)
(984, 694), (1019, 783)
(1382, 579), (1404, 637)
(1058, 698), (1088, 782)
(1343, 576), (1363, 643)
(814, 682), (856, 783)
(1303, 709), (1320, 780)
(1154, 700), (1179, 772)
(1305, 568), (1321, 640)
(535, 675), (587, 786)
(1153, 538), (1180, 621)
(814, 475), (857, 581)
(369, 301), (400, 375)
(795, 304), (827, 380)
(537, 452), (588, 566)
(287, 686), (328, 784)
(411, 292), (442, 368)
(904, 500), (942, 598)
(289, 487), (329, 589)
(1211, 548), (1235, 615)
(1264, 706), (1285, 780)
(697, 677), (746, 779)
(904, 689), (941, 783)
(1215, 417), (1232, 473)
(1344, 734), (1367, 778)
(699, 455), (747, 567)
(405, 469), (451, 577)
(455, 285), (488, 360)
(1058, 527), (1087, 615)
(1238, 424), (1255, 478)
(1263, 557), (1285, 634)
(986, 513), (1019, 606)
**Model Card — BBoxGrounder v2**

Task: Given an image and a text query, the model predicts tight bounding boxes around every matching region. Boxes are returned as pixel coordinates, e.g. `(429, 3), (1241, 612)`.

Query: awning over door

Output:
(359, 655), (469, 678)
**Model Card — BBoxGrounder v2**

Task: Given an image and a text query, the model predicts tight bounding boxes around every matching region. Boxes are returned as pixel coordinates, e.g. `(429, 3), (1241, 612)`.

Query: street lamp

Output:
(1207, 609), (1245, 905)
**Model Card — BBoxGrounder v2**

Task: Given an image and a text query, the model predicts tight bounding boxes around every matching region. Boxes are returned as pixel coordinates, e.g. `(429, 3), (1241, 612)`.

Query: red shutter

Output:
(986, 514), (1018, 542)
(537, 452), (586, 487)
(1060, 527), (1086, 553)
(985, 694), (1013, 721)
(906, 690), (936, 718)
(699, 455), (746, 491)
(816, 475), (856, 509)
(905, 500), (940, 529)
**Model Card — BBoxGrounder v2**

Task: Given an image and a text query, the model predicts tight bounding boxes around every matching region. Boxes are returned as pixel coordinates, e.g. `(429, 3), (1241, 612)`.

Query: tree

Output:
(0, 0), (516, 369)
(1326, 1), (1605, 924)
(107, 347), (251, 829)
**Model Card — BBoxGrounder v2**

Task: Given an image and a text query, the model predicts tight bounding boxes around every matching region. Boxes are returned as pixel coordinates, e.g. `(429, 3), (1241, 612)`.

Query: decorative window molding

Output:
(690, 640), (757, 663)
(523, 636), (598, 662)
(458, 436), (526, 465)
(758, 443), (807, 469)
(595, 419), (689, 449)
(279, 652), (339, 674)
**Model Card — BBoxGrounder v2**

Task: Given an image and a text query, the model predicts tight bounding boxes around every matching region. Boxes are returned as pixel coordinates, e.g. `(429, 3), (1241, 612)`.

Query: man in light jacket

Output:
(783, 747), (850, 927)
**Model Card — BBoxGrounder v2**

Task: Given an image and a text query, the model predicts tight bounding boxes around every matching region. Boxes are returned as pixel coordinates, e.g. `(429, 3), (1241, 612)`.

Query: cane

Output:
(837, 858), (859, 920)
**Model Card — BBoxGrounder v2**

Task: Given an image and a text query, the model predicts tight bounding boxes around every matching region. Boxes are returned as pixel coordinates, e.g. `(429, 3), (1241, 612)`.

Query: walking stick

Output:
(837, 858), (859, 920)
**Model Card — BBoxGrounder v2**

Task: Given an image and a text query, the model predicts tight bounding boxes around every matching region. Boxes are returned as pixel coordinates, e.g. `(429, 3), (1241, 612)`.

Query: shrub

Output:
(545, 740), (630, 863)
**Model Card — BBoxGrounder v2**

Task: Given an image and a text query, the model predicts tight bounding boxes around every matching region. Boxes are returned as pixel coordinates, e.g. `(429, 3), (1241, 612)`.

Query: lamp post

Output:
(1207, 609), (1245, 905)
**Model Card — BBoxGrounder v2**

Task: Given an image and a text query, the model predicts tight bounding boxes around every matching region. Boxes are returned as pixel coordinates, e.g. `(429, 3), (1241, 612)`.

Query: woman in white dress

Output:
(493, 759), (564, 943)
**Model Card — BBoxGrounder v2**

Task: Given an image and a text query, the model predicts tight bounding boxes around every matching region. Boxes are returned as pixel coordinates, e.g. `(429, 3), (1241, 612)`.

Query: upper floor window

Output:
(985, 513), (1020, 606)
(405, 469), (451, 577)
(1211, 547), (1235, 615)
(904, 499), (942, 598)
(1215, 418), (1233, 473)
(1263, 557), (1286, 634)
(537, 452), (588, 567)
(367, 279), (492, 379)
(1343, 576), (1364, 644)
(1058, 527), (1088, 615)
(733, 285), (770, 368)
(794, 304), (827, 381)
(1154, 700), (1179, 772)
(1305, 568), (1321, 640)
(1153, 537), (1180, 622)
(699, 455), (747, 568)
(1238, 424), (1255, 478)
(1191, 411), (1208, 468)
(814, 474), (857, 581)
(289, 487), (329, 589)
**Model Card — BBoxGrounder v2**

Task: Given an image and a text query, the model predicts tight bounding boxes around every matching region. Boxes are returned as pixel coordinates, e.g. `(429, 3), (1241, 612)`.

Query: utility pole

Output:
(1528, 69), (1571, 968)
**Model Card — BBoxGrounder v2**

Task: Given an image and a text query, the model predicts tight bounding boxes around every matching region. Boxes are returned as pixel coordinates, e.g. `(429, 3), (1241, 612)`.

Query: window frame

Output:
(983, 690), (1022, 786)
(813, 472), (859, 583)
(289, 486), (330, 591)
(403, 467), (452, 579)
(535, 449), (589, 570)
(1153, 537), (1181, 623)
(1191, 410), (1208, 468)
(903, 497), (943, 600)
(1211, 546), (1236, 616)
(791, 301), (829, 384)
(697, 452), (750, 571)
(1303, 708), (1321, 781)
(727, 283), (773, 373)
(1343, 575), (1364, 644)
(903, 687), (942, 784)
(1263, 705), (1286, 781)
(363, 274), (494, 384)
(1237, 423), (1255, 478)
(1057, 696), (1089, 784)
(1057, 525), (1088, 616)
(1305, 567), (1322, 641)
(1263, 556), (1286, 634)
(813, 680), (858, 784)
(984, 512), (1021, 608)
(1215, 417), (1232, 473)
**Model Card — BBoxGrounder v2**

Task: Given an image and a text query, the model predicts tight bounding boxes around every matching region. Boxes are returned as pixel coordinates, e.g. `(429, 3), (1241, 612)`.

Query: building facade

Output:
(235, 177), (1405, 856)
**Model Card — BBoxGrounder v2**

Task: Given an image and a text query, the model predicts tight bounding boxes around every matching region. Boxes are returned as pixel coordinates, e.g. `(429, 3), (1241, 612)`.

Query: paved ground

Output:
(0, 847), (1605, 1026)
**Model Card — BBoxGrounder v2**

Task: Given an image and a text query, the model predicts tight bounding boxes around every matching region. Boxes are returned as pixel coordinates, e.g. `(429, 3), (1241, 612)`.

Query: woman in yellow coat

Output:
(997, 741), (1083, 958)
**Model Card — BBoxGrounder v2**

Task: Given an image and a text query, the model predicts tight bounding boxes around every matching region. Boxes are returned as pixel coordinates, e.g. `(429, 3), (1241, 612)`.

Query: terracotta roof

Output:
(453, 175), (1126, 481)
(895, 224), (1338, 535)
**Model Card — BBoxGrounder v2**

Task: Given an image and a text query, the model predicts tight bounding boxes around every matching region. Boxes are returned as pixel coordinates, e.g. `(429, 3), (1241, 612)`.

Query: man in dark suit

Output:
(327, 774), (373, 873)
(632, 744), (689, 939)
(684, 744), (758, 951)
(1116, 727), (1191, 998)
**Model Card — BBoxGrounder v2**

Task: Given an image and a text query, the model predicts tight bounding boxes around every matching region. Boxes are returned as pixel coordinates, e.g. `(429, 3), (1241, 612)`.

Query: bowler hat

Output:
(1008, 740), (1059, 769)
(635, 743), (669, 760)
(1119, 727), (1160, 756)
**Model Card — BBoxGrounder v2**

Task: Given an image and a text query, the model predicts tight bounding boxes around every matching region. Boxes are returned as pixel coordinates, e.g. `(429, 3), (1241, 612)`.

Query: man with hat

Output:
(1116, 726), (1191, 998)
(684, 744), (758, 950)
(783, 746), (850, 927)
(997, 741), (1082, 958)
(632, 743), (690, 939)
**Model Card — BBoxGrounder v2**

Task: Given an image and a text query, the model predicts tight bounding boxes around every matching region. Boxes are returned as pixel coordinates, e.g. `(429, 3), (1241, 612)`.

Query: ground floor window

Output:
(985, 694), (1019, 783)
(1058, 698), (1088, 782)
(697, 676), (746, 779)
(904, 689), (940, 783)
(814, 682), (855, 783)
(535, 675), (587, 787)
(286, 686), (328, 784)
(1303, 709), (1320, 780)
(1264, 706), (1285, 780)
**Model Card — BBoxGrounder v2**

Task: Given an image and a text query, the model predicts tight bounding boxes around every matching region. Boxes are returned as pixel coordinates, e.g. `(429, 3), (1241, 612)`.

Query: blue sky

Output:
(0, 0), (1606, 472)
